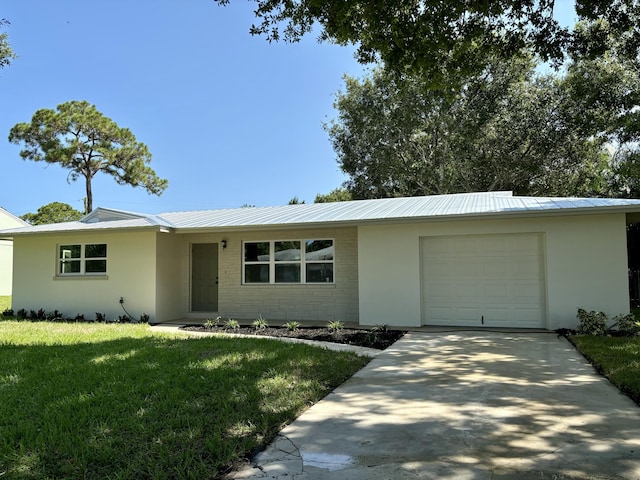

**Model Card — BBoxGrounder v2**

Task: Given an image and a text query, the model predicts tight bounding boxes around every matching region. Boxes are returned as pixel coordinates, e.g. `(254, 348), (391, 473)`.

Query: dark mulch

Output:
(181, 325), (405, 350)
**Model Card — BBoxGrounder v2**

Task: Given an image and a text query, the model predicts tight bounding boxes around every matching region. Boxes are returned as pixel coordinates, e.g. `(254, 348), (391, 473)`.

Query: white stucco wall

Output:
(358, 213), (630, 329)
(0, 209), (28, 297)
(0, 240), (14, 296)
(155, 232), (183, 323)
(12, 231), (158, 321)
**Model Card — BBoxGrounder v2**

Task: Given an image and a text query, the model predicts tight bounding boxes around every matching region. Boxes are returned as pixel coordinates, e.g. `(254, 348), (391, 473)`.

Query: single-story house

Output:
(1, 191), (640, 329)
(0, 207), (29, 297)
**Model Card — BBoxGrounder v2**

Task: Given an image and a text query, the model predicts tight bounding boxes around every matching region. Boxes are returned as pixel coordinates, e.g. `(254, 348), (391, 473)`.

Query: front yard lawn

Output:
(570, 335), (640, 405)
(0, 321), (370, 479)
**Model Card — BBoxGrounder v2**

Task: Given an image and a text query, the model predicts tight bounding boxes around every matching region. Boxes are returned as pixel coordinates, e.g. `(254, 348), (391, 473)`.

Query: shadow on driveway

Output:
(232, 332), (640, 479)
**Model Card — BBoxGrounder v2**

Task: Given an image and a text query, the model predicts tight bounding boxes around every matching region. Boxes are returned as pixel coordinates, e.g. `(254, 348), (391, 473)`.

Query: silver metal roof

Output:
(3, 191), (640, 236)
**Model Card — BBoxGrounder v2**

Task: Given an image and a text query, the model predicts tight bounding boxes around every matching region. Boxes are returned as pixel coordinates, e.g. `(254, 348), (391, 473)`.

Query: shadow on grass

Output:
(0, 333), (369, 479)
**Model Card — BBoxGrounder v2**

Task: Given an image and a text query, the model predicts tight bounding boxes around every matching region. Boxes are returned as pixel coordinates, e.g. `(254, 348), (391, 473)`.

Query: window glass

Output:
(306, 263), (334, 283)
(275, 264), (301, 283)
(244, 242), (270, 262)
(85, 244), (107, 258)
(86, 260), (107, 273)
(245, 264), (269, 283)
(305, 240), (333, 260)
(58, 243), (107, 275)
(61, 260), (81, 274)
(275, 241), (301, 261)
(60, 245), (81, 259)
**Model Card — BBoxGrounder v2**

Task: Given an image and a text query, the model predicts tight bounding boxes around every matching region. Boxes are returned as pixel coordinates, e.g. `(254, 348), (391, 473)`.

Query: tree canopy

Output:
(325, 51), (638, 199)
(8, 100), (168, 213)
(214, 0), (640, 83)
(0, 19), (16, 71)
(21, 202), (83, 225)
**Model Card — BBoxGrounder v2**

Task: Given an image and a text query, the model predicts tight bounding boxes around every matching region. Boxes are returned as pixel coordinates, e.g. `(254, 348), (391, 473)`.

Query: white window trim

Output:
(57, 243), (108, 277)
(242, 239), (335, 285)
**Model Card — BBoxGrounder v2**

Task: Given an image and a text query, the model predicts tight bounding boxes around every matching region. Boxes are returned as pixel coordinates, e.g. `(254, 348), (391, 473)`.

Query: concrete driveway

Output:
(231, 331), (640, 479)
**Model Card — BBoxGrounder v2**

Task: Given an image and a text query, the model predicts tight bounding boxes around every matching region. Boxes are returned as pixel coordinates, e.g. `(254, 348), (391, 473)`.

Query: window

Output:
(243, 239), (334, 284)
(59, 243), (107, 276)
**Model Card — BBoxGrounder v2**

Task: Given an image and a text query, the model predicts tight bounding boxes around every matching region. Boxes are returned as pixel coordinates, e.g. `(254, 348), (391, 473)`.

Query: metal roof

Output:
(3, 191), (640, 236)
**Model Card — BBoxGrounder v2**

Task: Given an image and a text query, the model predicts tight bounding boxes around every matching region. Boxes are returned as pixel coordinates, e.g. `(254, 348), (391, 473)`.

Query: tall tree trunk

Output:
(85, 176), (93, 214)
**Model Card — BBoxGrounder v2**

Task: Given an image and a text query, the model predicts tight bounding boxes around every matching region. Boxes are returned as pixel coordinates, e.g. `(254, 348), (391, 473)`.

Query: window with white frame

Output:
(243, 239), (334, 284)
(58, 243), (107, 276)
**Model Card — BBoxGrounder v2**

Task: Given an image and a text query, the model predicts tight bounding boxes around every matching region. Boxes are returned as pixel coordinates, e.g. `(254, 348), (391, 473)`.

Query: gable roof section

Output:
(0, 207), (30, 229)
(2, 191), (640, 236)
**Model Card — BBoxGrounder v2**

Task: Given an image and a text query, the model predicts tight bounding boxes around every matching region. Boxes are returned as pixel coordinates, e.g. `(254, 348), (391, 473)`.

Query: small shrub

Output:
(2, 308), (14, 318)
(95, 312), (106, 322)
(140, 313), (150, 324)
(371, 324), (389, 333)
(576, 308), (608, 336)
(611, 313), (640, 336)
(252, 315), (269, 330)
(327, 320), (344, 333)
(118, 314), (132, 323)
(284, 321), (300, 332)
(224, 318), (239, 330)
(17, 309), (27, 319)
(47, 310), (63, 321)
(203, 317), (220, 329)
(75, 313), (85, 322)
(29, 310), (38, 320)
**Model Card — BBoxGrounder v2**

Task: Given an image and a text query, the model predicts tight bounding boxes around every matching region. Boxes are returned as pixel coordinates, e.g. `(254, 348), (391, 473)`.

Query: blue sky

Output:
(0, 1), (367, 216)
(1, 1), (578, 217)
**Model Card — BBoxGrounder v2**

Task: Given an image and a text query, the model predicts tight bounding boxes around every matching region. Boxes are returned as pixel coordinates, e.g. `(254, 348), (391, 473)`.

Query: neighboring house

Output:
(1, 191), (640, 329)
(0, 207), (30, 297)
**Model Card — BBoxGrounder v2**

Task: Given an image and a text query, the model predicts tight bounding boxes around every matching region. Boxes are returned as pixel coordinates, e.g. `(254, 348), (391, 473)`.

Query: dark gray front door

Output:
(191, 243), (218, 311)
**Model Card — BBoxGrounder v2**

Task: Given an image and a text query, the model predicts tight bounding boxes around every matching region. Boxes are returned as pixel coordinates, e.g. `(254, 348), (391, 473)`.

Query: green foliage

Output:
(288, 196), (305, 204)
(576, 308), (608, 336)
(284, 321), (300, 331)
(204, 316), (221, 329)
(326, 59), (617, 199)
(611, 313), (640, 336)
(8, 100), (168, 213)
(252, 315), (269, 329)
(0, 321), (368, 479)
(314, 188), (352, 203)
(215, 1), (639, 85)
(20, 202), (83, 225)
(327, 320), (344, 333)
(0, 19), (16, 71)
(571, 335), (640, 405)
(224, 318), (240, 330)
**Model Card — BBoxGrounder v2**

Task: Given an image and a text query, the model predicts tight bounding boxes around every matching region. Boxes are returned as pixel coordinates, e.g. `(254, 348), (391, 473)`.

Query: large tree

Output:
(0, 19), (16, 71)
(324, 57), (617, 199)
(21, 202), (83, 225)
(9, 100), (168, 213)
(214, 0), (640, 83)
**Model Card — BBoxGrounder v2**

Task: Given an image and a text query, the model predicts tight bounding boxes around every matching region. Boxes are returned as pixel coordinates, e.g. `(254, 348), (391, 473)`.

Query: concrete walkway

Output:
(230, 331), (640, 480)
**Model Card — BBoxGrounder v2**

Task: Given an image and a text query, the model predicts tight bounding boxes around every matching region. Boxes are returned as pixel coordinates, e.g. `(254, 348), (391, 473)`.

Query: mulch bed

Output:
(180, 325), (405, 350)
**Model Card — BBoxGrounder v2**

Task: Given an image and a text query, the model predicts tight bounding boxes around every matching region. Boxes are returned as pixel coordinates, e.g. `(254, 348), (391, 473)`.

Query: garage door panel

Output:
(421, 234), (546, 328)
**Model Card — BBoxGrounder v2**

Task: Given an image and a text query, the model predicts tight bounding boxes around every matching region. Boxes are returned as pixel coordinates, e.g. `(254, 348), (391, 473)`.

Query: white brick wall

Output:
(179, 227), (359, 322)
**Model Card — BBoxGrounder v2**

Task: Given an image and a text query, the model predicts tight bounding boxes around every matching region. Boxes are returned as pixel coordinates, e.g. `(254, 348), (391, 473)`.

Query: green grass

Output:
(571, 335), (640, 405)
(0, 321), (370, 479)
(0, 296), (10, 312)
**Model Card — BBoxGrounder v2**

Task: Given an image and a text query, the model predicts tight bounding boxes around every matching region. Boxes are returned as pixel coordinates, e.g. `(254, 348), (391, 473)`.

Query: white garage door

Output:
(421, 234), (546, 328)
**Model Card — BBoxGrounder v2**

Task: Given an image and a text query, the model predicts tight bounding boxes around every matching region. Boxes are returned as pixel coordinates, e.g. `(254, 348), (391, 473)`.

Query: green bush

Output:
(327, 320), (344, 333)
(252, 315), (269, 330)
(224, 318), (240, 330)
(612, 313), (640, 336)
(284, 321), (300, 331)
(576, 308), (608, 335)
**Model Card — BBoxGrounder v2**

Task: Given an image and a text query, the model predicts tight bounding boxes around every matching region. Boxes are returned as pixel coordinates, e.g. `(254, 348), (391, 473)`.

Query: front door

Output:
(191, 243), (218, 312)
